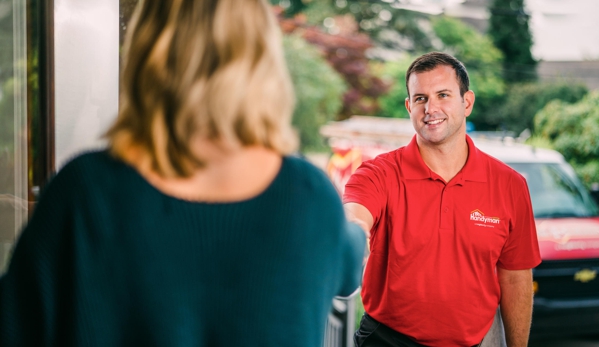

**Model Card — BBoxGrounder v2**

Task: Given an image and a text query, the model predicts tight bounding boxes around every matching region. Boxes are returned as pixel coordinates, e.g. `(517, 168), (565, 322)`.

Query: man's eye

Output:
(415, 97), (425, 102)
(439, 93), (448, 98)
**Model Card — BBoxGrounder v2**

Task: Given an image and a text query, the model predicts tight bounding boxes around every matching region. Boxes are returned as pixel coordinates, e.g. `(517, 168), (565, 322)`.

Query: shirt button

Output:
(443, 207), (449, 213)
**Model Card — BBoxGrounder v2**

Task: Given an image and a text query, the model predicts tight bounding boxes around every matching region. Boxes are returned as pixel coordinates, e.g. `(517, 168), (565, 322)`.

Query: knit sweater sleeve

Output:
(336, 220), (366, 297)
(0, 156), (81, 347)
(300, 159), (366, 298)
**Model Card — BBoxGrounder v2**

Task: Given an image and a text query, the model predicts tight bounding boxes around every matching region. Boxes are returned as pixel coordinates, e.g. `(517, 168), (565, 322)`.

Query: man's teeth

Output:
(426, 119), (444, 125)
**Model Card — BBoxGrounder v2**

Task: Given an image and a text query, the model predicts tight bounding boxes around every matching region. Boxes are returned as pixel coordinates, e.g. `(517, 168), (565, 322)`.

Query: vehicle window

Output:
(508, 163), (599, 218)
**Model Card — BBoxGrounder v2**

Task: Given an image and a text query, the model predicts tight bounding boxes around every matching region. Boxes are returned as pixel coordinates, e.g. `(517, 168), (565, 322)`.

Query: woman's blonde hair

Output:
(106, 0), (298, 177)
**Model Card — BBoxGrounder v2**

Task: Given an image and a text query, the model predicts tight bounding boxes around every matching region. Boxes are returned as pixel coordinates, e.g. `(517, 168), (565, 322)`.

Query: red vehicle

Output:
(322, 116), (599, 338)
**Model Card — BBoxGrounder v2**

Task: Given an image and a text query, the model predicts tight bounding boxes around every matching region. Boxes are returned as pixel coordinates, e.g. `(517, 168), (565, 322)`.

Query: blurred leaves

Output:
(279, 11), (389, 119)
(494, 82), (588, 135)
(375, 55), (412, 118)
(302, 0), (436, 54)
(433, 17), (505, 100)
(283, 34), (346, 152)
(489, 0), (536, 82)
(534, 91), (599, 187)
(431, 17), (505, 129)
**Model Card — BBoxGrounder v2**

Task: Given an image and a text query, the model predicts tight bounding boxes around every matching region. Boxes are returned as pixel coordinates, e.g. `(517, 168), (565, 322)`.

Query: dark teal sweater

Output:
(0, 151), (365, 347)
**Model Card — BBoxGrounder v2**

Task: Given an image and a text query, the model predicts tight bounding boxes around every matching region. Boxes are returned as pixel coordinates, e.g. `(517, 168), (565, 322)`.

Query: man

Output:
(344, 52), (541, 347)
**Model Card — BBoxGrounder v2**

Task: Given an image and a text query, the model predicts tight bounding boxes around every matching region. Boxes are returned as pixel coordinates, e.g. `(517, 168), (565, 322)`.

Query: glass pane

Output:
(509, 162), (599, 218)
(0, 0), (29, 273)
(120, 0), (138, 48)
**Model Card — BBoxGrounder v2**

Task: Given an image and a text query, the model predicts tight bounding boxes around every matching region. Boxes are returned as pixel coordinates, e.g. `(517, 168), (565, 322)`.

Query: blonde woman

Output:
(0, 0), (365, 346)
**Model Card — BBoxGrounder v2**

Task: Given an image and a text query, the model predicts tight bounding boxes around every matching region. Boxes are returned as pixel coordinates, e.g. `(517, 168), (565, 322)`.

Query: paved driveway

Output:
(530, 337), (599, 347)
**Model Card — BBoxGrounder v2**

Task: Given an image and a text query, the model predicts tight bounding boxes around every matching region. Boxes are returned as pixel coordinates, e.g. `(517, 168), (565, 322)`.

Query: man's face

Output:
(405, 65), (474, 146)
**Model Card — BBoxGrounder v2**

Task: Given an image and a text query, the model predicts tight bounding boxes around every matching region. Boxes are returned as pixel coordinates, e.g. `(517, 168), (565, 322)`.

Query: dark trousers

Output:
(354, 313), (481, 347)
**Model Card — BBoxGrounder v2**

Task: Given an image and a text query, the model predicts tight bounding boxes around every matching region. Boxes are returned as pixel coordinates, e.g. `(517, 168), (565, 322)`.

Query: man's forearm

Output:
(498, 268), (534, 347)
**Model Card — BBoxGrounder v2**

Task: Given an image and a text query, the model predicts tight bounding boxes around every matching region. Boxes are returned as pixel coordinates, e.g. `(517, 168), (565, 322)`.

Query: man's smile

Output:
(425, 118), (445, 125)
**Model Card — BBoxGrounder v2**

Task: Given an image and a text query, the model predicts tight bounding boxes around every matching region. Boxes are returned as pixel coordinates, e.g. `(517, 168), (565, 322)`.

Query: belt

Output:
(362, 313), (483, 347)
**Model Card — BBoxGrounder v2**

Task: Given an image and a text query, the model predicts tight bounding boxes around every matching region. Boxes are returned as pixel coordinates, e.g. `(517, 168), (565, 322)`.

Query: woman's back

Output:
(0, 151), (364, 346)
(0, 1), (366, 345)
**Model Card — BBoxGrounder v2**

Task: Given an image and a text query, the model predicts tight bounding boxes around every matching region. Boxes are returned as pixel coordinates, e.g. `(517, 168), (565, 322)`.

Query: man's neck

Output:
(416, 135), (469, 183)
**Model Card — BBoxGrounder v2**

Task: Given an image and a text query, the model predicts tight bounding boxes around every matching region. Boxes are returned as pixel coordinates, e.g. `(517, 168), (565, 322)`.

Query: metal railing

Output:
(323, 296), (357, 347)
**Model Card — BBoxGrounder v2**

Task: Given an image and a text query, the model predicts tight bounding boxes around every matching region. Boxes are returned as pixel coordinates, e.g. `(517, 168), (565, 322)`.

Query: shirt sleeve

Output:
(343, 158), (389, 229)
(336, 221), (366, 297)
(497, 174), (542, 270)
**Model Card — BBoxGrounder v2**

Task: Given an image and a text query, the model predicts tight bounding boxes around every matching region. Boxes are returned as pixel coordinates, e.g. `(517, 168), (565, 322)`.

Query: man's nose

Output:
(425, 98), (439, 115)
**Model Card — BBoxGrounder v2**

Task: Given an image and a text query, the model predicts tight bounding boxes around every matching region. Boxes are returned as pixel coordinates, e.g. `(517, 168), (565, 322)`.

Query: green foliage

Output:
(494, 82), (588, 135)
(0, 78), (15, 151)
(375, 18), (506, 123)
(534, 91), (599, 187)
(283, 34), (346, 152)
(575, 161), (599, 189)
(433, 17), (504, 99)
(0, 3), (17, 196)
(270, 0), (307, 17)
(302, 1), (337, 26)
(303, 0), (436, 54)
(375, 56), (412, 118)
(488, 0), (536, 82)
(280, 11), (388, 118)
(431, 17), (505, 128)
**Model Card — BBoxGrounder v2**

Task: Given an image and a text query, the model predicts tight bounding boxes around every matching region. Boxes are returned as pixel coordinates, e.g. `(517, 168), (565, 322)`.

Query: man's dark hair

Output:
(405, 52), (470, 97)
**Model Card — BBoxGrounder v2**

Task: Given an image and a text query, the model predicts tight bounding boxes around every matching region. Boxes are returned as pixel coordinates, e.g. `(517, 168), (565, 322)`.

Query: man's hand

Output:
(498, 268), (534, 347)
(344, 203), (374, 258)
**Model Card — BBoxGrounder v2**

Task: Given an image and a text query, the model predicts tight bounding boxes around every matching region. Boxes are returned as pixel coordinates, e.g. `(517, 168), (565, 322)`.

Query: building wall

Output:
(528, 0), (599, 62)
(537, 61), (599, 90)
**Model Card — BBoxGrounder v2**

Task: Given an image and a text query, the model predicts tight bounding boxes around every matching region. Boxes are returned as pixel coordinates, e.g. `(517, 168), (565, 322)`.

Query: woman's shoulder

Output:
(44, 150), (131, 198)
(278, 155), (342, 204)
(60, 150), (122, 172)
(282, 155), (333, 187)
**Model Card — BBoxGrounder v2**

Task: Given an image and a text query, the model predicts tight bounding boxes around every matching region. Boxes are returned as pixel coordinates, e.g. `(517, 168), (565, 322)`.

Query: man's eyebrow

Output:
(411, 89), (453, 98)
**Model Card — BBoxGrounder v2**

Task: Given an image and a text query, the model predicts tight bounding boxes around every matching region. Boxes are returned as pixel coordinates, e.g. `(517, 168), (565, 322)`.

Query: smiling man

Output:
(344, 52), (542, 347)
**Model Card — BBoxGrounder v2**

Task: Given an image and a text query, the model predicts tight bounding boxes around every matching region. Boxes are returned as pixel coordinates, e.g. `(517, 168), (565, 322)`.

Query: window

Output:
(0, 0), (29, 272)
(509, 162), (599, 218)
(0, 0), (51, 273)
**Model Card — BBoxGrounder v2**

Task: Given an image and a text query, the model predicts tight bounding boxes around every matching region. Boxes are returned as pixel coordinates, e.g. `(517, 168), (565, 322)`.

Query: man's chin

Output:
(417, 132), (447, 145)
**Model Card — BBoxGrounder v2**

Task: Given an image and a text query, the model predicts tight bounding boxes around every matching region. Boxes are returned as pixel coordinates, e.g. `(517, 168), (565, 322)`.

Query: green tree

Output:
(376, 18), (505, 126)
(270, 0), (307, 17)
(303, 0), (436, 54)
(279, 12), (389, 118)
(283, 34), (346, 152)
(432, 17), (505, 129)
(375, 56), (412, 118)
(534, 91), (599, 188)
(488, 0), (536, 82)
(495, 82), (588, 135)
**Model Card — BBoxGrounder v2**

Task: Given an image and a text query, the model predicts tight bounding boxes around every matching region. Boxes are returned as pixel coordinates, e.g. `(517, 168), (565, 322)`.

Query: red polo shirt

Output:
(344, 135), (541, 347)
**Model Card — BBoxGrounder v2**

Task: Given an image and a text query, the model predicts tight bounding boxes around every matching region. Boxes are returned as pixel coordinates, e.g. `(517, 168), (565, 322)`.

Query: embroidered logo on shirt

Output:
(470, 209), (500, 228)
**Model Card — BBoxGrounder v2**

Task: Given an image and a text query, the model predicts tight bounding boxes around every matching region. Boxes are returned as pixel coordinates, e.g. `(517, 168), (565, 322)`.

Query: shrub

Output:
(534, 91), (599, 188)
(283, 34), (347, 152)
(497, 82), (588, 135)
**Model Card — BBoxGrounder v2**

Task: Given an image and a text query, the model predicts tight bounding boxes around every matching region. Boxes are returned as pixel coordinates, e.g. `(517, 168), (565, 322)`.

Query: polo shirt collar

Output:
(461, 135), (487, 183)
(401, 134), (487, 183)
(402, 135), (432, 180)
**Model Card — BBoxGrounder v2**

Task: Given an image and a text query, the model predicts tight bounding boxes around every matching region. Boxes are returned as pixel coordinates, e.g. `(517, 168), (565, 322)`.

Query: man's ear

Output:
(463, 90), (475, 118)
(405, 97), (411, 114)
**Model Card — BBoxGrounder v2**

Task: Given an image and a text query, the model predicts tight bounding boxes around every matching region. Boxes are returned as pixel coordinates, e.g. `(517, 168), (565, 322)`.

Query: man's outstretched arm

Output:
(498, 268), (534, 347)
